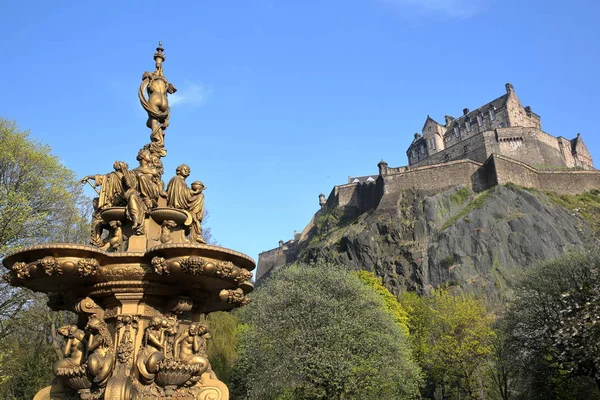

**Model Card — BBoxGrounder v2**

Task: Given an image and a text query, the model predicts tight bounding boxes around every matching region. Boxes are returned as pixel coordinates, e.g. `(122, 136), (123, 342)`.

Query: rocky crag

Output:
(278, 184), (600, 301)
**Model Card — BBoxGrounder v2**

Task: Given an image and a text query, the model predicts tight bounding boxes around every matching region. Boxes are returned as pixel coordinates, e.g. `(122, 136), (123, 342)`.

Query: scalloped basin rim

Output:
(146, 243), (256, 271)
(2, 242), (256, 271)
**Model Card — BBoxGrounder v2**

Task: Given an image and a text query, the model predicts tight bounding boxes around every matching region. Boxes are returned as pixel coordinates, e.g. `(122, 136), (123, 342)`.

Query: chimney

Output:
(463, 108), (469, 116)
(505, 82), (514, 94)
(524, 106), (532, 116)
(278, 240), (284, 249)
(444, 115), (455, 126)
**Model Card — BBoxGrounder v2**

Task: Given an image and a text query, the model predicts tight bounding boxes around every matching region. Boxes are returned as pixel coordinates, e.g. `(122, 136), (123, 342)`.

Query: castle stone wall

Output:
(323, 180), (381, 215)
(492, 155), (541, 188)
(257, 155), (600, 283)
(491, 154), (600, 194)
(493, 128), (584, 169)
(382, 159), (483, 194)
(411, 131), (490, 167)
(538, 170), (600, 194)
(337, 183), (360, 208)
(412, 127), (590, 172)
(256, 247), (288, 282)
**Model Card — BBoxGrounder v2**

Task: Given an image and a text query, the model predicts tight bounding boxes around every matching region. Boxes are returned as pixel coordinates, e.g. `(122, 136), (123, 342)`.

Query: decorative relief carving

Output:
(116, 315), (139, 366)
(151, 256), (169, 275)
(233, 269), (253, 284)
(197, 386), (225, 400)
(137, 317), (167, 386)
(219, 289), (250, 307)
(214, 261), (234, 279)
(180, 256), (206, 275)
(85, 316), (116, 388)
(76, 258), (100, 277)
(52, 315), (115, 399)
(39, 256), (62, 276)
(74, 297), (104, 317)
(135, 313), (212, 397)
(12, 261), (30, 279)
(101, 265), (147, 280)
(103, 307), (119, 319)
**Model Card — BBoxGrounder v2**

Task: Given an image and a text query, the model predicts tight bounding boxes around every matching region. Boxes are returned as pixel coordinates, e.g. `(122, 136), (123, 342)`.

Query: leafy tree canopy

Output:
(503, 251), (600, 399)
(231, 261), (422, 400)
(0, 118), (89, 398)
(401, 289), (495, 399)
(0, 118), (90, 256)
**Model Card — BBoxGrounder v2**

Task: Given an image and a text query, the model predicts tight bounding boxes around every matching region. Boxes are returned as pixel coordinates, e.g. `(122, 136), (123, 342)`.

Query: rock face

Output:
(291, 185), (599, 299)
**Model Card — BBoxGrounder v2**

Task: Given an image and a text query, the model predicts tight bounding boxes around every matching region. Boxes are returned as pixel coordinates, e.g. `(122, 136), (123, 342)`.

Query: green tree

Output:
(356, 270), (410, 335)
(230, 262), (423, 400)
(0, 118), (90, 398)
(401, 289), (496, 399)
(502, 251), (600, 399)
(0, 118), (90, 255)
(206, 311), (239, 385)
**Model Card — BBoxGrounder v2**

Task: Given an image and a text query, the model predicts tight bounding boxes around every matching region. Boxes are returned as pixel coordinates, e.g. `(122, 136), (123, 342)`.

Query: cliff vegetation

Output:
(295, 184), (600, 301)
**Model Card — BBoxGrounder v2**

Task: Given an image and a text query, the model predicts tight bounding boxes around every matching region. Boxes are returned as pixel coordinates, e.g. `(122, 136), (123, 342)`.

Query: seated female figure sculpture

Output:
(137, 317), (166, 385)
(53, 325), (86, 375)
(173, 323), (209, 378)
(166, 165), (206, 243)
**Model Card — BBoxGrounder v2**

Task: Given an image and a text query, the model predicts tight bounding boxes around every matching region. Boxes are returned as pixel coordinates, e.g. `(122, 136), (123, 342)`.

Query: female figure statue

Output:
(173, 323), (209, 380)
(122, 166), (146, 236)
(85, 316), (115, 388)
(138, 42), (176, 152)
(81, 161), (128, 210)
(83, 161), (128, 246)
(136, 317), (166, 385)
(166, 165), (206, 243)
(133, 149), (162, 210)
(53, 325), (86, 374)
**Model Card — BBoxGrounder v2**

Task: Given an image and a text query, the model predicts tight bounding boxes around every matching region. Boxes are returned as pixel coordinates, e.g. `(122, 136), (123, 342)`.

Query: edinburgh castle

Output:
(257, 83), (600, 281)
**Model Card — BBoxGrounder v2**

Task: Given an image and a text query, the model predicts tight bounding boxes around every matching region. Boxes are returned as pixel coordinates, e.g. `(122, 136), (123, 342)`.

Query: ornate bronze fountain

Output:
(2, 43), (253, 400)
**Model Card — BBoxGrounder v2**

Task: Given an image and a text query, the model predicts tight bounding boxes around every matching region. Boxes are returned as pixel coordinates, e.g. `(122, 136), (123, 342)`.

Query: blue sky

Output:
(2, 0), (599, 267)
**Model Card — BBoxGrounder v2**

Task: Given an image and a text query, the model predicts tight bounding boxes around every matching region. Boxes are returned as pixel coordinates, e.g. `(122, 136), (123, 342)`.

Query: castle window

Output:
(466, 120), (472, 132)
(444, 154), (450, 162)
(463, 145), (468, 156)
(412, 149), (416, 158)
(519, 112), (523, 121)
(477, 114), (483, 126)
(428, 138), (436, 150)
(454, 126), (460, 138)
(489, 108), (496, 121)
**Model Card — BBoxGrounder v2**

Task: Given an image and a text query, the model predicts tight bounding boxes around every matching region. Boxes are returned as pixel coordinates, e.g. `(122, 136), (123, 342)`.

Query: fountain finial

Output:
(153, 41), (166, 75)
